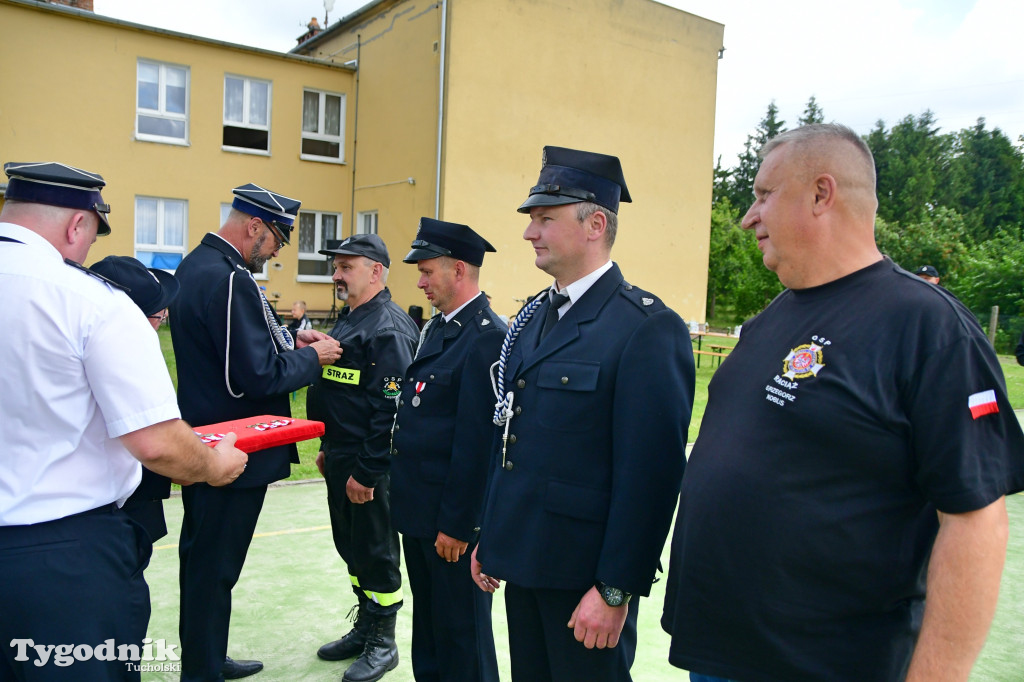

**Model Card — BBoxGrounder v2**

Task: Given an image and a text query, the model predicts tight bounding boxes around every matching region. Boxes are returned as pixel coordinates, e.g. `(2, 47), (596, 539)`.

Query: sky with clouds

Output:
(95, 0), (1024, 167)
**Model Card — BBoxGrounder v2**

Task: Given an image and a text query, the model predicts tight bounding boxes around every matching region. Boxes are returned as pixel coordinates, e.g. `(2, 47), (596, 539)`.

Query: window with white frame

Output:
(223, 75), (271, 153)
(297, 210), (341, 281)
(136, 59), (189, 143)
(136, 197), (187, 270)
(356, 210), (378, 235)
(301, 89), (345, 162)
(221, 204), (267, 279)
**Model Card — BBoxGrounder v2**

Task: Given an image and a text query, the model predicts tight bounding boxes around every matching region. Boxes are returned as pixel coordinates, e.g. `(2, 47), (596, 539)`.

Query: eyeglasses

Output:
(148, 311), (168, 323)
(260, 220), (287, 250)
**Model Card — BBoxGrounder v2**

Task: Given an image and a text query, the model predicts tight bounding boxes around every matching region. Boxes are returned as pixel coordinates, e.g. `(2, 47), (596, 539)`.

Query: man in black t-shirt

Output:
(662, 124), (1024, 682)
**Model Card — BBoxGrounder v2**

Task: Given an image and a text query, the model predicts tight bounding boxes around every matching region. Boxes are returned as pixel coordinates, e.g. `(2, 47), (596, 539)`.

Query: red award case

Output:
(193, 415), (325, 453)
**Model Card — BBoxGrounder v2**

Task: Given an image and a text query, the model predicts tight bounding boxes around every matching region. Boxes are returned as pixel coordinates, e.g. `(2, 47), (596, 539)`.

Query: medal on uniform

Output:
(412, 381), (426, 406)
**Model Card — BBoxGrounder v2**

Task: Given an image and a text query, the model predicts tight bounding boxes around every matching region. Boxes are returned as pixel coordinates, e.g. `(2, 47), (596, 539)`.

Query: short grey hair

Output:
(761, 123), (876, 193)
(575, 201), (618, 247)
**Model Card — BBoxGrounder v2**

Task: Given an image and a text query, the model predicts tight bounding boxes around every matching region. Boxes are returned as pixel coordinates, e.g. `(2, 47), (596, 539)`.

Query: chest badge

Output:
(782, 343), (826, 380)
(383, 376), (402, 399)
(412, 381), (426, 406)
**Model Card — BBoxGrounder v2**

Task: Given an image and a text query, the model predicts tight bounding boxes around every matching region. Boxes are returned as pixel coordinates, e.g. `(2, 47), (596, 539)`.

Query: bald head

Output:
(0, 199), (100, 264)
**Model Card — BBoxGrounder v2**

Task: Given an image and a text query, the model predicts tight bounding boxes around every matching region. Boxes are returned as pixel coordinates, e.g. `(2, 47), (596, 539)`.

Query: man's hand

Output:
(309, 337), (342, 366)
(295, 329), (333, 347)
(346, 475), (374, 504)
(435, 531), (469, 563)
(471, 545), (501, 593)
(206, 432), (248, 487)
(567, 586), (629, 649)
(315, 450), (326, 477)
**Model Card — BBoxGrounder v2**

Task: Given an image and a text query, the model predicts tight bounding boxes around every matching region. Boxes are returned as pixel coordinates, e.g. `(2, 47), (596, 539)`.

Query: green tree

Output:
(874, 207), (971, 289)
(945, 119), (1024, 242)
(722, 101), (787, 212)
(867, 111), (953, 225)
(706, 198), (783, 321)
(799, 95), (824, 125)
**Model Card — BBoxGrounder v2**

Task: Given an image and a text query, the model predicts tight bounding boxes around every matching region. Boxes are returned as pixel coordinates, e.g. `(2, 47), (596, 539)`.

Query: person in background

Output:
(662, 124), (1024, 682)
(90, 255), (181, 544)
(289, 299), (313, 333)
(914, 264), (941, 285)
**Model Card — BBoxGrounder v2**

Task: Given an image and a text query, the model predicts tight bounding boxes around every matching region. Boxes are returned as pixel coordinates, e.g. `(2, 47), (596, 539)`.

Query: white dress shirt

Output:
(0, 222), (180, 525)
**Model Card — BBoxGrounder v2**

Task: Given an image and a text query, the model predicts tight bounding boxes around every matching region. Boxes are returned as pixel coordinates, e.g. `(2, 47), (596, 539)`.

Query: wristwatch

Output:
(595, 581), (632, 607)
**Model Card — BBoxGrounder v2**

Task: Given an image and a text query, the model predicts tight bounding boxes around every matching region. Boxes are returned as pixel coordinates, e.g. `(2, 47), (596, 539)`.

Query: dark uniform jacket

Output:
(477, 264), (695, 597)
(306, 288), (418, 487)
(169, 233), (322, 488)
(390, 293), (506, 542)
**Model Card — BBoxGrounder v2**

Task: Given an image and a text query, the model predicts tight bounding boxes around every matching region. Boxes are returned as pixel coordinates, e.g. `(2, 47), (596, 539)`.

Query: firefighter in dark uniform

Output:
(390, 218), (503, 682)
(170, 184), (342, 681)
(470, 147), (696, 682)
(308, 234), (419, 682)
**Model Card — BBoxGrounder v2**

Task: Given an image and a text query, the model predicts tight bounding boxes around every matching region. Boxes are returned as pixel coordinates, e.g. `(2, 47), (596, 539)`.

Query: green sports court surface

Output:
(139, 481), (1024, 681)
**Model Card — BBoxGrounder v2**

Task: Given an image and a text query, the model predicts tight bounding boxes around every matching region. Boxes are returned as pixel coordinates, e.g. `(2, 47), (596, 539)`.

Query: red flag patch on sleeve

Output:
(968, 390), (999, 420)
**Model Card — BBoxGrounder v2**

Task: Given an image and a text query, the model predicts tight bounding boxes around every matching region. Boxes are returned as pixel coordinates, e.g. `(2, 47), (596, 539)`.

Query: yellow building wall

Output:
(298, 0), (445, 316)
(0, 0), (354, 316)
(441, 0), (723, 322)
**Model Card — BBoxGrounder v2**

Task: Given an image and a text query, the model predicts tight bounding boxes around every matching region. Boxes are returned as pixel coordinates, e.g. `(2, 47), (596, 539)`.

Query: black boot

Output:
(318, 600), (372, 661)
(342, 613), (399, 682)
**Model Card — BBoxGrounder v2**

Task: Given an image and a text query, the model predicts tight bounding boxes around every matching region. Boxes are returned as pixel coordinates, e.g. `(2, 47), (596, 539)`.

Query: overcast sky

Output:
(96, 0), (1024, 168)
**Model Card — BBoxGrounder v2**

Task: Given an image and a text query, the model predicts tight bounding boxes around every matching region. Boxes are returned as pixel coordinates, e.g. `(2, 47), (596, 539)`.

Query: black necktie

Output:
(539, 292), (570, 341)
(430, 315), (447, 342)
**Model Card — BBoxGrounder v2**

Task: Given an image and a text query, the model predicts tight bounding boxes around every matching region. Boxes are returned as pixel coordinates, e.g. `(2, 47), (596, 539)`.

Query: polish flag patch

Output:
(968, 390), (999, 420)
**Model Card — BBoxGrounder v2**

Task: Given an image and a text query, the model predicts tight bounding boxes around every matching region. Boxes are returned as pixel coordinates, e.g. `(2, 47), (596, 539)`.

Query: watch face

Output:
(602, 585), (624, 607)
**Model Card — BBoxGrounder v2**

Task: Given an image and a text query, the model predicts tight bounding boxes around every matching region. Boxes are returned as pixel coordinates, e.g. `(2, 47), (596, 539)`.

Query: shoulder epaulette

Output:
(618, 280), (663, 314)
(64, 258), (130, 293)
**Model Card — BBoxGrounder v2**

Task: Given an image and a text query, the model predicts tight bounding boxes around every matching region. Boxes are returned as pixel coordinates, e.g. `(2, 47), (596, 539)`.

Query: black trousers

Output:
(0, 505), (151, 681)
(178, 484), (267, 682)
(504, 583), (638, 682)
(402, 535), (499, 682)
(323, 445), (403, 616)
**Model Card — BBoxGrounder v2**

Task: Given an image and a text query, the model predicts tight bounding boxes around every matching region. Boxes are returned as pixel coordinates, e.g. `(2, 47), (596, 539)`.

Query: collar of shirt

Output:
(0, 222), (64, 266)
(552, 260), (613, 317)
(208, 231), (245, 260)
(441, 291), (483, 323)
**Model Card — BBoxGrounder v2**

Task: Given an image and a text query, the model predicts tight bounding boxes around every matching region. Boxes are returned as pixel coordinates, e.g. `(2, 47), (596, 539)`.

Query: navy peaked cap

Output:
(319, 233), (391, 268)
(518, 146), (631, 214)
(231, 183), (300, 245)
(403, 217), (496, 266)
(90, 255), (180, 317)
(3, 161), (112, 235)
(915, 265), (940, 278)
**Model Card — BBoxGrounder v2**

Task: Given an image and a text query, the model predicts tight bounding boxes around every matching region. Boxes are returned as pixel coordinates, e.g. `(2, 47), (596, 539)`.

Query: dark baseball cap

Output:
(915, 265), (939, 278)
(319, 233), (391, 268)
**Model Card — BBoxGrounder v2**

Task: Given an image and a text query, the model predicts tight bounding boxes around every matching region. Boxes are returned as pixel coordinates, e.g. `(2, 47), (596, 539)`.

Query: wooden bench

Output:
(694, 349), (730, 368)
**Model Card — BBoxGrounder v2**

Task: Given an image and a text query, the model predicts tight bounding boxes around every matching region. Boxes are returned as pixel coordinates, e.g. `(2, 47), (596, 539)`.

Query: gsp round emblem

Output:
(782, 343), (825, 380)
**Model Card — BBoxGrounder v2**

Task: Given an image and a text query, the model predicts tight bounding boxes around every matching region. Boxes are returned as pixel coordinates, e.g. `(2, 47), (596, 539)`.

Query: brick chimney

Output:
(48, 0), (94, 11)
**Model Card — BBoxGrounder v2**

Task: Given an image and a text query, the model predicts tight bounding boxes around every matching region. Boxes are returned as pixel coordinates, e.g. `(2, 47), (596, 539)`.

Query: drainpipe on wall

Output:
(434, 0), (447, 220)
(349, 35), (361, 237)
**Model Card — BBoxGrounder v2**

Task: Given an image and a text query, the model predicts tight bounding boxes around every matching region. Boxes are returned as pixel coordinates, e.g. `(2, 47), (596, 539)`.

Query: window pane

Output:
(138, 63), (159, 110)
(301, 138), (340, 158)
(222, 126), (268, 151)
(302, 91), (319, 133)
(224, 77), (244, 123)
(299, 258), (331, 277)
(249, 81), (269, 126)
(163, 201), (185, 246)
(165, 67), (186, 114)
(150, 252), (183, 270)
(136, 198), (158, 244)
(138, 115), (185, 139)
(325, 95), (341, 136)
(321, 215), (337, 247)
(298, 213), (316, 253)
